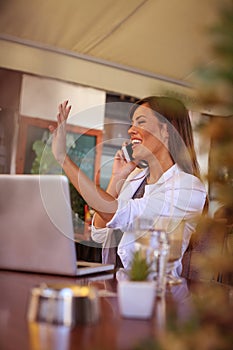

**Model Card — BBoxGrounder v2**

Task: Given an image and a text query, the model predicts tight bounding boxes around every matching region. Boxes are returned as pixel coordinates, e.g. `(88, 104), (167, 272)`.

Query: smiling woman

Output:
(49, 96), (207, 276)
(128, 97), (201, 178)
(127, 102), (174, 183)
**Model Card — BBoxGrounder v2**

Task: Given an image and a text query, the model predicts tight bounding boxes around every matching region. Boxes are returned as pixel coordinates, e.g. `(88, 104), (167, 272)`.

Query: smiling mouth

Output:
(131, 139), (142, 147)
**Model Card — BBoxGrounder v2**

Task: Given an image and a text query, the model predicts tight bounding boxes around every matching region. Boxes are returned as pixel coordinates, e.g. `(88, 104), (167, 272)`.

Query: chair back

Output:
(181, 217), (227, 281)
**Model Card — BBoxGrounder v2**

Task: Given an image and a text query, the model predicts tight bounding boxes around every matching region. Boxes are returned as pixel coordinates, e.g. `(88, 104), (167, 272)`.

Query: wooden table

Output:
(0, 270), (232, 350)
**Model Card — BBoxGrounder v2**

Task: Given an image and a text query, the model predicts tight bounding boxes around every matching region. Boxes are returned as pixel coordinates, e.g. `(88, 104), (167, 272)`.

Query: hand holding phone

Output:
(122, 143), (148, 168)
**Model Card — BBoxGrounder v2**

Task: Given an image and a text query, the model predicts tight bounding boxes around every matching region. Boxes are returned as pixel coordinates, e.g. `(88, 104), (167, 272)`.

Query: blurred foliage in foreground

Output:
(135, 2), (233, 349)
(195, 1), (233, 285)
(134, 283), (233, 350)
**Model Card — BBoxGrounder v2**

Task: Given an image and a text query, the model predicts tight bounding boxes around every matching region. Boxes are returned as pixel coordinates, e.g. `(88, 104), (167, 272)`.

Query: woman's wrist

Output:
(59, 154), (70, 168)
(107, 174), (126, 198)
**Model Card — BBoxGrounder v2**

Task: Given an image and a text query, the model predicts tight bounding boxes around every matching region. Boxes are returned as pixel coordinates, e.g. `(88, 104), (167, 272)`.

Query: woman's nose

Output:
(128, 125), (137, 136)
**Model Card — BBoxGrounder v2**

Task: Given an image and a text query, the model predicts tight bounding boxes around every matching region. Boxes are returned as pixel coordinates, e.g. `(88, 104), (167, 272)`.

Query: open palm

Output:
(49, 100), (71, 165)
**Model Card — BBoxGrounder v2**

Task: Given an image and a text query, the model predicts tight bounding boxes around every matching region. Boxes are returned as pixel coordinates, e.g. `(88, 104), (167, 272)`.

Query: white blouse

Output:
(91, 164), (207, 276)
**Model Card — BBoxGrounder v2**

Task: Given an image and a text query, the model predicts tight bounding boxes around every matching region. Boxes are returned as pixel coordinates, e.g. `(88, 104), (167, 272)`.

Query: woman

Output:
(49, 96), (207, 276)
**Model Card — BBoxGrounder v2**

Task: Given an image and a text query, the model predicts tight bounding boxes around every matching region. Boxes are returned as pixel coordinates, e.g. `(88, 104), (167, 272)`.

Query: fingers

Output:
(57, 112), (63, 125)
(49, 100), (71, 135)
(114, 149), (125, 161)
(58, 100), (71, 123)
(122, 140), (130, 148)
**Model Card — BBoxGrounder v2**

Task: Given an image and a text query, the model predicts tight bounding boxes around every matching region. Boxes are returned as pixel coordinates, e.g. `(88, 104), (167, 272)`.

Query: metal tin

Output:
(27, 283), (100, 326)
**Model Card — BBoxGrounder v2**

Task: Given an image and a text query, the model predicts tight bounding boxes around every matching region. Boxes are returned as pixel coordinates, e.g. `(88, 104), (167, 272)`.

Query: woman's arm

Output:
(61, 155), (118, 223)
(49, 101), (135, 225)
(94, 148), (136, 228)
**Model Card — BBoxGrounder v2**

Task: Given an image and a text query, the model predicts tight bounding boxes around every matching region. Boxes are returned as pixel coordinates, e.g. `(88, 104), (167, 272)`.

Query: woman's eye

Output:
(138, 120), (146, 126)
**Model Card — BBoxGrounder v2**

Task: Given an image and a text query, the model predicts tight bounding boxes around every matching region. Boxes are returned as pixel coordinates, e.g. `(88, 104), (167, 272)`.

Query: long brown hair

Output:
(129, 96), (201, 178)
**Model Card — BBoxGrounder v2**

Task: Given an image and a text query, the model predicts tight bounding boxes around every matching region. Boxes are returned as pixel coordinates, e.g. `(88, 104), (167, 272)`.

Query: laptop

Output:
(0, 174), (114, 276)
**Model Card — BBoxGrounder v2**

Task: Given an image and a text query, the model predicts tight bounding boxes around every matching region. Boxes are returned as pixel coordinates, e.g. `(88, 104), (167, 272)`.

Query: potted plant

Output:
(117, 249), (156, 319)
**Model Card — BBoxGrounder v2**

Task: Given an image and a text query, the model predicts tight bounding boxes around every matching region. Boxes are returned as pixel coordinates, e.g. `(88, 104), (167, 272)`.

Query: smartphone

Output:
(122, 143), (148, 168)
(122, 143), (134, 162)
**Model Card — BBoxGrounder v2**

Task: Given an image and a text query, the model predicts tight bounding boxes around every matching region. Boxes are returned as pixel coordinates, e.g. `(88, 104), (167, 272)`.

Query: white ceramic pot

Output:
(117, 280), (156, 319)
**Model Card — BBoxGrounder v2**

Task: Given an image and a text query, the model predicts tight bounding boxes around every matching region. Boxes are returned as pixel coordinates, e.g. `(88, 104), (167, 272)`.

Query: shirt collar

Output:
(151, 164), (178, 185)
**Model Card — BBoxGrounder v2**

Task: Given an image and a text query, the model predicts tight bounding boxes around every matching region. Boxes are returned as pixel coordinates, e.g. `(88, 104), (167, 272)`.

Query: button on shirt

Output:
(91, 164), (207, 276)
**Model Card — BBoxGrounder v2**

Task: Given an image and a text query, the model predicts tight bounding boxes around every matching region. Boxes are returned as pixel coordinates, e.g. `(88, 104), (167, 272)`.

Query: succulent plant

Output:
(128, 250), (152, 281)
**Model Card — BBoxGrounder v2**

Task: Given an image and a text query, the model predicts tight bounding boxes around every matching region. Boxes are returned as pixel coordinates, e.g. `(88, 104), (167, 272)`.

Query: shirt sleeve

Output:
(90, 214), (107, 244)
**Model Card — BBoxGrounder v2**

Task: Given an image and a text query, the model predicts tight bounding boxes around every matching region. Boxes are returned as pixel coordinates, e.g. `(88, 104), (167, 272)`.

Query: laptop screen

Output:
(0, 174), (114, 276)
(0, 175), (80, 275)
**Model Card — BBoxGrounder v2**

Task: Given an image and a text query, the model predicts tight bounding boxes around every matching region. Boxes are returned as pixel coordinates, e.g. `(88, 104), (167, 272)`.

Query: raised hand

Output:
(112, 148), (136, 179)
(49, 100), (71, 165)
